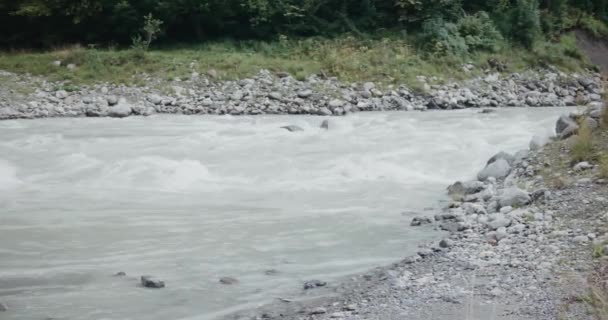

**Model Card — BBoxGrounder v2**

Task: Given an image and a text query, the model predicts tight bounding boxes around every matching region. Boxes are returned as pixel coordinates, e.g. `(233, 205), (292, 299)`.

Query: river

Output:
(0, 108), (571, 319)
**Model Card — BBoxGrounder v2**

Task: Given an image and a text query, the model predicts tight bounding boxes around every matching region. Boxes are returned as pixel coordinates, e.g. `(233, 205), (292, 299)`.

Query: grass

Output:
(570, 119), (595, 163)
(0, 34), (592, 87)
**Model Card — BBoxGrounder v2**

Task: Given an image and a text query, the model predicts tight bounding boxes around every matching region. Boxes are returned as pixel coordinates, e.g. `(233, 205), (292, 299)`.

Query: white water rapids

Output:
(0, 108), (571, 319)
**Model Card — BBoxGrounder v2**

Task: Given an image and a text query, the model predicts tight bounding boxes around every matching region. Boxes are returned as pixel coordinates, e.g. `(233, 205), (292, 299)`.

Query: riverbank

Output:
(228, 102), (608, 320)
(0, 67), (604, 120)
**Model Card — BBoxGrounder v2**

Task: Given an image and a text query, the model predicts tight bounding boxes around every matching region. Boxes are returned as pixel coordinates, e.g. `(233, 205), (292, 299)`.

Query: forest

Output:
(1, 0), (607, 53)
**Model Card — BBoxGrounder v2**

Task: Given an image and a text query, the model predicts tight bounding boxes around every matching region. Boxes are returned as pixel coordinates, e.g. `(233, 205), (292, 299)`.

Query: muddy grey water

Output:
(0, 108), (572, 319)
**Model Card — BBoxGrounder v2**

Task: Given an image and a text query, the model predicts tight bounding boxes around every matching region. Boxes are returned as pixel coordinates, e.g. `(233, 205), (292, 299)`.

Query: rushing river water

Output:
(0, 108), (571, 320)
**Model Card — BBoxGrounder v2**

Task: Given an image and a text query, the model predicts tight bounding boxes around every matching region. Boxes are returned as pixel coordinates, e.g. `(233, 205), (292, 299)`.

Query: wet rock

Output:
(0, 302), (7, 312)
(447, 180), (485, 198)
(310, 307), (327, 315)
(281, 125), (304, 132)
(320, 120), (329, 130)
(410, 216), (433, 226)
(478, 159), (511, 181)
(114, 271), (127, 277)
(556, 115), (577, 136)
(219, 277), (239, 285)
(264, 269), (280, 276)
(439, 239), (454, 248)
(141, 276), (165, 288)
(487, 151), (515, 166)
(304, 280), (327, 290)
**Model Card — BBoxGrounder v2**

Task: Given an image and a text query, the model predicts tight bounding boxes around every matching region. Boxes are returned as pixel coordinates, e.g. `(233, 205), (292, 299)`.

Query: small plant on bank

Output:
(570, 119), (594, 163)
(599, 153), (608, 179)
(131, 14), (163, 52)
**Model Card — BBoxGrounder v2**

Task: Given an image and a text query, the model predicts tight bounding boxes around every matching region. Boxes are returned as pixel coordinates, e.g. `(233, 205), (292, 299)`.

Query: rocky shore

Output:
(0, 68), (604, 120)
(229, 102), (608, 320)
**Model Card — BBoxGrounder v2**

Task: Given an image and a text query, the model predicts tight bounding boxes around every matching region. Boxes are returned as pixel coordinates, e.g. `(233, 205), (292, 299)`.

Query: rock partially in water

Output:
(487, 151), (515, 166)
(281, 125), (304, 132)
(447, 180), (485, 198)
(410, 216), (433, 226)
(320, 120), (329, 130)
(556, 115), (578, 136)
(264, 269), (280, 276)
(303, 280), (327, 290)
(0, 301), (7, 312)
(140, 276), (165, 288)
(108, 100), (133, 118)
(310, 307), (327, 315)
(114, 271), (126, 277)
(219, 277), (239, 285)
(478, 159), (511, 181)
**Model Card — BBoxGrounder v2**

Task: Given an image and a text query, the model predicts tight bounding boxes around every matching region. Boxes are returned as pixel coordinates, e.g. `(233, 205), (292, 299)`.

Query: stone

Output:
(498, 188), (531, 208)
(66, 63), (77, 70)
(148, 94), (162, 105)
(447, 180), (485, 197)
(363, 82), (375, 92)
(206, 69), (218, 78)
(310, 307), (327, 315)
(219, 277), (239, 285)
(268, 92), (282, 100)
(55, 90), (68, 99)
(141, 276), (165, 288)
(487, 216), (512, 230)
(318, 107), (332, 116)
(478, 159), (511, 181)
(487, 151), (515, 165)
(573, 235), (589, 244)
(114, 271), (127, 277)
(344, 304), (357, 311)
(439, 239), (454, 248)
(410, 216), (433, 226)
(556, 115), (577, 136)
(585, 117), (599, 130)
(51, 60), (62, 67)
(281, 125), (304, 132)
(320, 120), (329, 130)
(559, 124), (579, 139)
(304, 280), (327, 290)
(0, 302), (6, 312)
(328, 99), (345, 109)
(297, 89), (313, 98)
(574, 161), (592, 171)
(106, 95), (119, 106)
(264, 269), (280, 276)
(330, 312), (346, 318)
(108, 101), (132, 118)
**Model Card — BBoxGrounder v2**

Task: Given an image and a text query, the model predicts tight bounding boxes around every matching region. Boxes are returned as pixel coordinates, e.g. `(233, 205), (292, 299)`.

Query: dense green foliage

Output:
(1, 0), (607, 54)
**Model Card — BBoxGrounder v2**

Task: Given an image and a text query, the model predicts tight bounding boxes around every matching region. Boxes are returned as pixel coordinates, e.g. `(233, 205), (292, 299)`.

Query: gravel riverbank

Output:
(228, 103), (608, 320)
(0, 68), (604, 120)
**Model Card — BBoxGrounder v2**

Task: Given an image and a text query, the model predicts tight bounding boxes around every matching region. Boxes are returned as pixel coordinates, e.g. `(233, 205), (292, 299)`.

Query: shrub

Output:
(511, 0), (541, 49)
(457, 12), (504, 52)
(131, 14), (163, 52)
(570, 119), (594, 163)
(600, 153), (608, 178)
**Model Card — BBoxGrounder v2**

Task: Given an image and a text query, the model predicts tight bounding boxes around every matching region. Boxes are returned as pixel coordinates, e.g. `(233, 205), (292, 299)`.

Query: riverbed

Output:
(0, 108), (571, 320)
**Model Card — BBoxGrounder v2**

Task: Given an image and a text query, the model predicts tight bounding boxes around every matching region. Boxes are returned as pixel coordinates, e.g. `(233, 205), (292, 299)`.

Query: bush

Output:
(570, 119), (594, 163)
(511, 0), (541, 49)
(418, 12), (503, 56)
(457, 12), (503, 52)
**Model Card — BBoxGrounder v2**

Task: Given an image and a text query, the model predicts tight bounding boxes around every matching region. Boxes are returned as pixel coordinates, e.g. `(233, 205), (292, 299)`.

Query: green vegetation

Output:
(571, 120), (595, 162)
(0, 1), (606, 85)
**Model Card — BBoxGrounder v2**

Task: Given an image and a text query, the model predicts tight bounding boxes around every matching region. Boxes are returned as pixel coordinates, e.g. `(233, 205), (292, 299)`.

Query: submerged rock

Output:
(410, 216), (433, 226)
(281, 125), (304, 132)
(141, 276), (165, 288)
(114, 271), (127, 277)
(321, 120), (329, 130)
(0, 302), (7, 312)
(304, 280), (327, 290)
(219, 277), (239, 285)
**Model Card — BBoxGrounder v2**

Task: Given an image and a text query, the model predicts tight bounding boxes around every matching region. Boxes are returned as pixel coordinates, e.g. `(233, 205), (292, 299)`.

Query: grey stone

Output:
(321, 120), (329, 130)
(572, 235), (589, 244)
(498, 188), (531, 208)
(410, 216), (433, 226)
(304, 280), (327, 290)
(67, 63), (77, 70)
(51, 60), (62, 67)
(141, 276), (165, 288)
(573, 161), (592, 171)
(268, 92), (282, 100)
(281, 125), (304, 132)
(297, 89), (313, 98)
(556, 115), (577, 136)
(487, 215), (512, 230)
(108, 101), (132, 118)
(439, 239), (454, 248)
(106, 95), (119, 106)
(310, 307), (327, 315)
(328, 99), (345, 109)
(55, 90), (68, 99)
(447, 180), (485, 197)
(559, 124), (579, 139)
(318, 107), (332, 116)
(487, 151), (515, 165)
(478, 159), (511, 181)
(0, 302), (6, 312)
(114, 271), (126, 277)
(148, 94), (162, 105)
(219, 277), (239, 285)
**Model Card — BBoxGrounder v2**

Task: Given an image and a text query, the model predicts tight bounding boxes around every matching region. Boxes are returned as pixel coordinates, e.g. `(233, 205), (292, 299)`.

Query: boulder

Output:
(478, 159), (511, 181)
(556, 115), (577, 136)
(141, 276), (165, 288)
(55, 90), (68, 99)
(328, 99), (345, 109)
(559, 124), (579, 139)
(106, 95), (119, 106)
(498, 188), (531, 208)
(318, 107), (332, 116)
(447, 180), (485, 198)
(281, 125), (304, 132)
(0, 302), (7, 312)
(410, 216), (433, 226)
(108, 101), (132, 118)
(297, 90), (313, 99)
(147, 94), (162, 105)
(487, 151), (515, 166)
